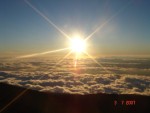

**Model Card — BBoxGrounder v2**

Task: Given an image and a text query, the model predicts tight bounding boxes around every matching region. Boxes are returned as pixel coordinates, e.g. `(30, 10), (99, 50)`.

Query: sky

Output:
(0, 0), (150, 56)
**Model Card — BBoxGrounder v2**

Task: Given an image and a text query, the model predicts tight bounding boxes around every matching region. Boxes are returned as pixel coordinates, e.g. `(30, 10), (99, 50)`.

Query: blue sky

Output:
(0, 0), (150, 56)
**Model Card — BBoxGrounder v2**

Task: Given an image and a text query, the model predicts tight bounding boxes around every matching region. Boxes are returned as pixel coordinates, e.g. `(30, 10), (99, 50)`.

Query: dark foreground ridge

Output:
(0, 83), (149, 113)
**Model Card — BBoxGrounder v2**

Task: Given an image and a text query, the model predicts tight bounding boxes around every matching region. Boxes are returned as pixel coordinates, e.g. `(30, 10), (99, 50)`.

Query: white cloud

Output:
(0, 57), (150, 95)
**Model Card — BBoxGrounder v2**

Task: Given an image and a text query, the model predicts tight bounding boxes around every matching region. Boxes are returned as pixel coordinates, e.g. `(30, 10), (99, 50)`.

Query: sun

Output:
(70, 35), (86, 54)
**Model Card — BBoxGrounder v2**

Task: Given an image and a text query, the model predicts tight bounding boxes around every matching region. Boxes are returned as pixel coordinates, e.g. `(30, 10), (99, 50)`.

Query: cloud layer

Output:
(0, 57), (150, 95)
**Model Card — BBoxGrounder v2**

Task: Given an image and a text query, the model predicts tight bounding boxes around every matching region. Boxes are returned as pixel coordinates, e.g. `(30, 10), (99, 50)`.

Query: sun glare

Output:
(70, 36), (86, 54)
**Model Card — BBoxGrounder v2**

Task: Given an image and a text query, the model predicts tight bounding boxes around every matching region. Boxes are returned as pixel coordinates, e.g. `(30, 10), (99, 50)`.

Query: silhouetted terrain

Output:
(0, 83), (149, 113)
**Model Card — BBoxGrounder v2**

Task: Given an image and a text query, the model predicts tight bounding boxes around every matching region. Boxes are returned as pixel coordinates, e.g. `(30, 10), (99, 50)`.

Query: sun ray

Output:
(55, 50), (72, 66)
(16, 47), (70, 58)
(83, 52), (113, 74)
(24, 0), (71, 40)
(0, 88), (28, 113)
(74, 53), (78, 68)
(32, 52), (72, 83)
(85, 0), (133, 41)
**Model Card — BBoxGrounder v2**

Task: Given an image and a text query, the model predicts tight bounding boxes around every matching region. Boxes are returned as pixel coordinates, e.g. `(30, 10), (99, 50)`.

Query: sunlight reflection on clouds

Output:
(0, 57), (150, 95)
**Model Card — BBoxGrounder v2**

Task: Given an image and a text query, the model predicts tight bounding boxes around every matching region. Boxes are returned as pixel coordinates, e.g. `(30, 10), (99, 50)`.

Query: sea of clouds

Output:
(0, 56), (150, 95)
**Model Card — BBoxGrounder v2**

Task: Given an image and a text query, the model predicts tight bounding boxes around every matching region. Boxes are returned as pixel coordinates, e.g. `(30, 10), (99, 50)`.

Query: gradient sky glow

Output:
(0, 0), (150, 56)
